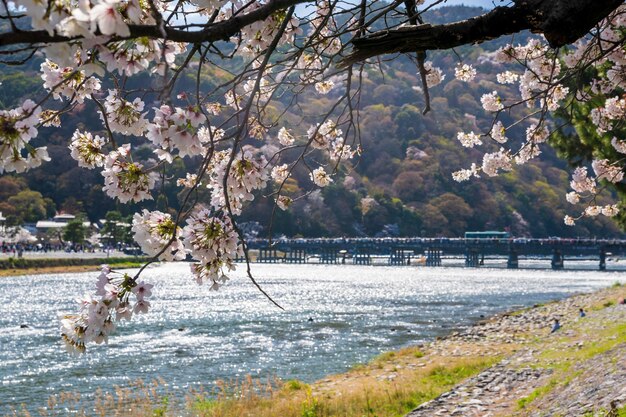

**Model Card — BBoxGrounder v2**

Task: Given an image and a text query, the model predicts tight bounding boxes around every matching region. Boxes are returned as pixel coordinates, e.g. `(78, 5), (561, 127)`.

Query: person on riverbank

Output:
(550, 318), (561, 333)
(579, 308), (586, 318)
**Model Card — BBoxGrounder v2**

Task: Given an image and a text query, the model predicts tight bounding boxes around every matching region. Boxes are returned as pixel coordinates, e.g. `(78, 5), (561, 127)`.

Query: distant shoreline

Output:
(0, 256), (149, 277)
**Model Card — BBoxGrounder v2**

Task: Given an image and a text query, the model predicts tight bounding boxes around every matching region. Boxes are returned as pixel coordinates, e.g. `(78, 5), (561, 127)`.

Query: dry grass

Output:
(4, 344), (504, 417)
(0, 264), (102, 277)
(187, 345), (505, 417)
(6, 379), (173, 417)
(0, 262), (146, 277)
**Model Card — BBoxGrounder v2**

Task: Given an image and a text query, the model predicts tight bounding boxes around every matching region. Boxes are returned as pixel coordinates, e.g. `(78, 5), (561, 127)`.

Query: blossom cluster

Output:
(99, 39), (185, 77)
(205, 148), (269, 215)
(102, 144), (155, 203)
(228, 1), (302, 55)
(308, 1), (343, 60)
(146, 105), (207, 161)
(310, 167), (333, 187)
(423, 61), (445, 87)
(456, 131), (482, 148)
(306, 119), (355, 161)
(177, 173), (199, 188)
(60, 265), (153, 354)
(41, 60), (101, 103)
(24, 0), (185, 79)
(182, 208), (243, 289)
(0, 100), (49, 174)
(22, 0), (142, 38)
(68, 130), (106, 169)
(271, 164), (290, 184)
(481, 149), (512, 177)
(564, 162), (623, 225)
(454, 64), (476, 82)
(102, 90), (149, 136)
(132, 210), (186, 261)
(278, 127), (295, 146)
(480, 91), (504, 112)
(452, 163), (479, 182)
(591, 96), (626, 135)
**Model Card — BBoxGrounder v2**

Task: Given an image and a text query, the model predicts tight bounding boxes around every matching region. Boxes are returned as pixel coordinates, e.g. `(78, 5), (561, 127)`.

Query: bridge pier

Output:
(258, 248), (280, 263)
(507, 249), (519, 269)
(320, 248), (339, 264)
(465, 250), (481, 267)
(389, 248), (411, 266)
(599, 250), (606, 271)
(285, 249), (307, 264)
(551, 249), (564, 270)
(425, 248), (442, 266)
(353, 247), (371, 265)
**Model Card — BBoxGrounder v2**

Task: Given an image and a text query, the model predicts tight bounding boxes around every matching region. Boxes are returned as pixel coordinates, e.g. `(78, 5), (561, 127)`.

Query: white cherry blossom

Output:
(132, 209), (186, 262)
(310, 167), (333, 187)
(480, 91), (504, 112)
(90, 0), (131, 37)
(102, 90), (148, 136)
(277, 127), (295, 146)
(183, 209), (242, 289)
(68, 130), (106, 168)
(454, 64), (476, 82)
(456, 131), (482, 148)
(102, 145), (156, 203)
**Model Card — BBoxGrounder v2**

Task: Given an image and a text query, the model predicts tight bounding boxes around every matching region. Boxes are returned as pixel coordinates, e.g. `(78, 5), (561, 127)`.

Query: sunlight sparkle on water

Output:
(1, 262), (625, 414)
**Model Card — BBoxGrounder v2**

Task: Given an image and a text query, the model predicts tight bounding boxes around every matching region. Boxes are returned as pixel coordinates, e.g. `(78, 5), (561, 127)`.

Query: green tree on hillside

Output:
(7, 190), (51, 224)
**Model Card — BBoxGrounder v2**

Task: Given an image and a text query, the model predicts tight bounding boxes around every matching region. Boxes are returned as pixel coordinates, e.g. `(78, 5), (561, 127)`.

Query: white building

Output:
(35, 213), (91, 235)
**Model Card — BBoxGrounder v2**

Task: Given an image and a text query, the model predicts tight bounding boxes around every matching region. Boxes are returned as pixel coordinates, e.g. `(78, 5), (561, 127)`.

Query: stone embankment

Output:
(406, 287), (626, 417)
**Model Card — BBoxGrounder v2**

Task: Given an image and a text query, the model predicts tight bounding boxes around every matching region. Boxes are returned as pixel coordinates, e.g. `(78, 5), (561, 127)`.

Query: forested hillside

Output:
(0, 6), (621, 238)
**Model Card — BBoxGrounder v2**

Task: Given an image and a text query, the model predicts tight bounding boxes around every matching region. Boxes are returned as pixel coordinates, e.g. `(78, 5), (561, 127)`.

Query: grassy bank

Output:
(14, 347), (503, 417)
(187, 350), (502, 417)
(6, 284), (626, 417)
(0, 256), (150, 277)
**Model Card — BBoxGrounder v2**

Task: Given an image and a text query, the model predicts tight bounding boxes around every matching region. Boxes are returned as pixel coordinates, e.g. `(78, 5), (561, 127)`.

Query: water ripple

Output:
(0, 262), (624, 414)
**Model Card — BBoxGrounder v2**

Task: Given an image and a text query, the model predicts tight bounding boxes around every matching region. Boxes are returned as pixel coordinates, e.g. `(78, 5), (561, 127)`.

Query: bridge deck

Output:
(246, 237), (626, 270)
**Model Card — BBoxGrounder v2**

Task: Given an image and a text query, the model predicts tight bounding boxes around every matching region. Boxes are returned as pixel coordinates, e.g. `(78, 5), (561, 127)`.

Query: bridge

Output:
(245, 237), (626, 270)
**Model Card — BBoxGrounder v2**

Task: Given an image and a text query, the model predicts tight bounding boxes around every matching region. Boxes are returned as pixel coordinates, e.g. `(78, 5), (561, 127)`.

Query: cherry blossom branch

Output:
(341, 0), (624, 66)
(0, 0), (308, 47)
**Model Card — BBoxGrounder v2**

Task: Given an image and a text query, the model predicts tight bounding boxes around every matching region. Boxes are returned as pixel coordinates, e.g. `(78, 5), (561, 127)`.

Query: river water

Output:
(1, 262), (625, 414)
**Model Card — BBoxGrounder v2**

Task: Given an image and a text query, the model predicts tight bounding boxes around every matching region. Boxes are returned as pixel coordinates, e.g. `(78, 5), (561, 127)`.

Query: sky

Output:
(295, 0), (503, 16)
(348, 0), (504, 8)
(432, 0), (499, 9)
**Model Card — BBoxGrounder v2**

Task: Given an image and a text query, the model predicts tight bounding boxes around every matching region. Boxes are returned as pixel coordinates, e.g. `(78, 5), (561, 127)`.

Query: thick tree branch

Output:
(341, 0), (624, 67)
(0, 0), (307, 47)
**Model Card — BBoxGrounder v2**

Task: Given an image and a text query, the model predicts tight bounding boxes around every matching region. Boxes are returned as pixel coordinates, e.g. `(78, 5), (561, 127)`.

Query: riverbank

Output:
(184, 283), (626, 417)
(0, 256), (150, 277)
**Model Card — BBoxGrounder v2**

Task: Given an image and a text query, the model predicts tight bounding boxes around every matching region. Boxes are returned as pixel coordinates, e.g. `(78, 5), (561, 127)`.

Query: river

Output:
(1, 262), (625, 414)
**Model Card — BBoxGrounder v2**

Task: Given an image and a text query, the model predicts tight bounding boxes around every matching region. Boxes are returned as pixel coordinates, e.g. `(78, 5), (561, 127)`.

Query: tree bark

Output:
(341, 0), (624, 66)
